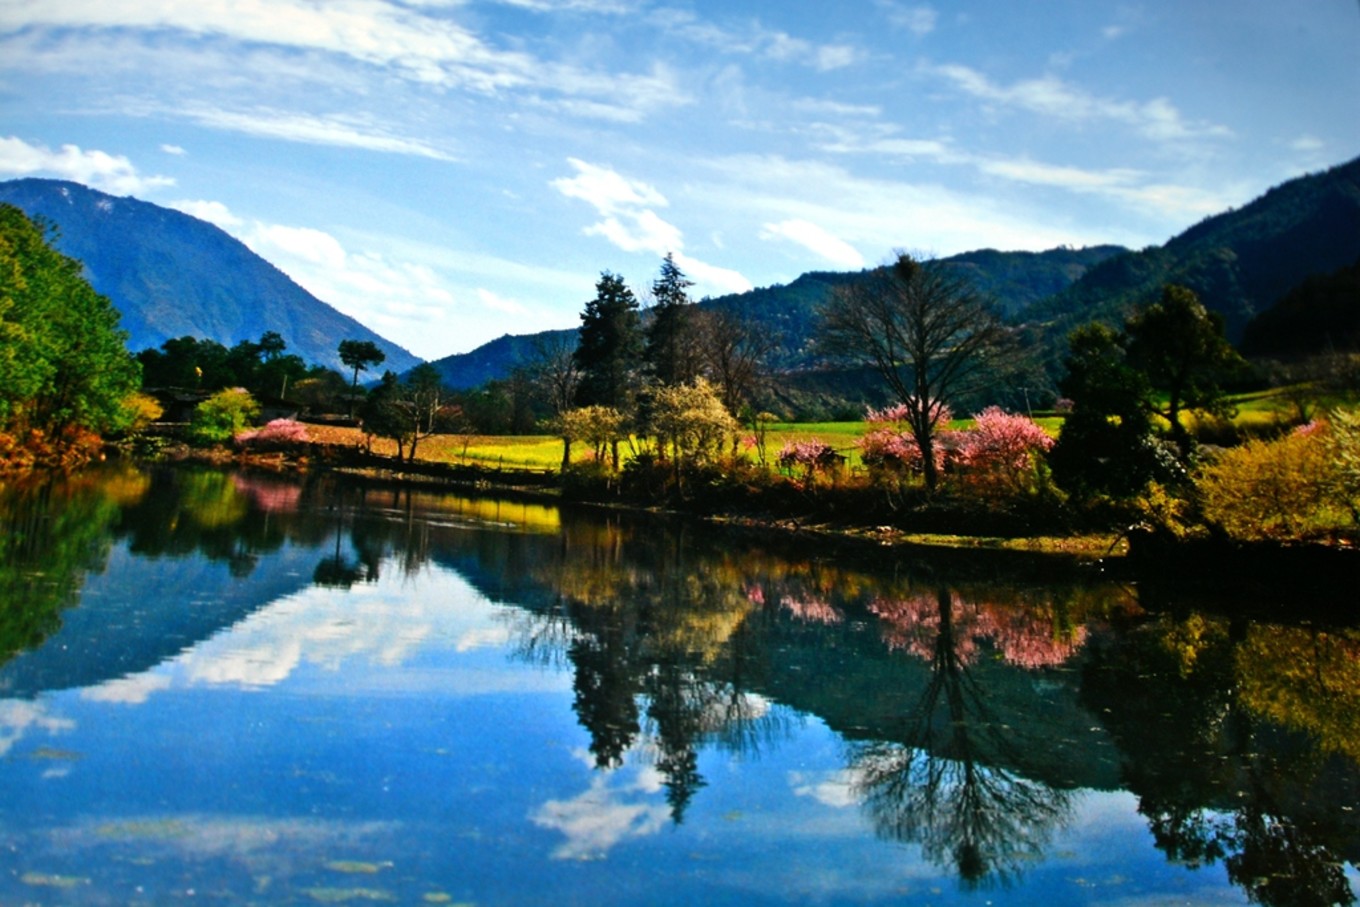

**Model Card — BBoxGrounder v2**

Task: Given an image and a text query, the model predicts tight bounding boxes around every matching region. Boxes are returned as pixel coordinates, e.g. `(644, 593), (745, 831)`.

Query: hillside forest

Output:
(1, 165), (1359, 548)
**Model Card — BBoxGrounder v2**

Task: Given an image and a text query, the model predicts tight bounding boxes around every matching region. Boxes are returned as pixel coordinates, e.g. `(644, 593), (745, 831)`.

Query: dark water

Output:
(1, 464), (1357, 906)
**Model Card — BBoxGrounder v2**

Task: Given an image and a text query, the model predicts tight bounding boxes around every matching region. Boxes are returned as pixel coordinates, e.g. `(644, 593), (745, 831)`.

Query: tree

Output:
(359, 371), (413, 459)
(574, 272), (643, 469)
(0, 204), (140, 460)
(526, 333), (582, 470)
(819, 253), (1011, 491)
(405, 363), (445, 462)
(648, 378), (739, 491)
(338, 339), (386, 413)
(645, 253), (700, 387)
(1126, 285), (1244, 458)
(1048, 323), (1169, 498)
(696, 306), (775, 416)
(189, 387), (260, 446)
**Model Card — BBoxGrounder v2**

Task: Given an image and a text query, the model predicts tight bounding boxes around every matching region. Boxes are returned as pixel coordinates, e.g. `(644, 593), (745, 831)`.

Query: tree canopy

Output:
(818, 252), (1011, 490)
(0, 203), (140, 463)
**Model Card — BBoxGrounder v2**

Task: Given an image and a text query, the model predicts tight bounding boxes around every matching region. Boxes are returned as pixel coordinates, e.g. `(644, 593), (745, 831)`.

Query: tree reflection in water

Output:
(852, 587), (1074, 889)
(1086, 614), (1360, 907)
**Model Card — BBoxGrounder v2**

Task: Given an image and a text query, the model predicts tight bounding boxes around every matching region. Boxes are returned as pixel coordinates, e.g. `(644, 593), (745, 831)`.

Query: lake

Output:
(1, 463), (1357, 906)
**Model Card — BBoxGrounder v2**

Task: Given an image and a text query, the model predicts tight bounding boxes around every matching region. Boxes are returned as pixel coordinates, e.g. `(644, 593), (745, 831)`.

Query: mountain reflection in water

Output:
(1, 463), (1357, 906)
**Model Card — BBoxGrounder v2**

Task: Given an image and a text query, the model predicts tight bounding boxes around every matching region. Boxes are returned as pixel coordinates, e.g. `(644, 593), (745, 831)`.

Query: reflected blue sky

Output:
(3, 473), (1357, 905)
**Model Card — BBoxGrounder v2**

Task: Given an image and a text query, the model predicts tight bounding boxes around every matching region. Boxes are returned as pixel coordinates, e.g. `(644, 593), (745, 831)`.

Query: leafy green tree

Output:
(359, 371), (414, 459)
(645, 253), (700, 388)
(339, 339), (386, 388)
(1126, 285), (1244, 457)
(819, 253), (1011, 491)
(574, 272), (643, 468)
(1048, 323), (1170, 498)
(189, 387), (260, 446)
(338, 339), (386, 414)
(0, 204), (140, 458)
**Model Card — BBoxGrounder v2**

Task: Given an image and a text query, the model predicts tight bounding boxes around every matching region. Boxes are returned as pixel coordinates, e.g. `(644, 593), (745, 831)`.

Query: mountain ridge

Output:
(0, 178), (423, 376)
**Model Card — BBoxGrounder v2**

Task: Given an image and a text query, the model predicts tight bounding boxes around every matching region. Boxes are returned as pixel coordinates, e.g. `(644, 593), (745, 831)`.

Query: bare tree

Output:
(819, 253), (1012, 491)
(696, 306), (776, 416)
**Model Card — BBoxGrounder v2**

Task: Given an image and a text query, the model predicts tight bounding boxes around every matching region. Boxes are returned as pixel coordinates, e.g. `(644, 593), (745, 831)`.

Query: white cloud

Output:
(169, 198), (244, 228)
(789, 769), (861, 809)
(81, 674), (173, 705)
(160, 143), (186, 155)
(532, 767), (670, 860)
(0, 699), (75, 758)
(552, 158), (668, 217)
(760, 219), (865, 268)
(927, 63), (1233, 142)
(879, 2), (938, 36)
(176, 106), (457, 160)
(553, 158), (750, 296)
(1290, 134), (1325, 153)
(0, 135), (174, 195)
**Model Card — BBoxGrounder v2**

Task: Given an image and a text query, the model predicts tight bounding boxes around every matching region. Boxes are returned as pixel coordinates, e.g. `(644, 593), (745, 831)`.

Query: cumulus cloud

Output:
(553, 158), (751, 295)
(760, 219), (865, 268)
(0, 135), (174, 195)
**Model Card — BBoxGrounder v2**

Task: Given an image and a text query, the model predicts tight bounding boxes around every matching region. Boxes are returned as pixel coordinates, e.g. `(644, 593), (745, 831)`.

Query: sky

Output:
(1, 1), (1358, 361)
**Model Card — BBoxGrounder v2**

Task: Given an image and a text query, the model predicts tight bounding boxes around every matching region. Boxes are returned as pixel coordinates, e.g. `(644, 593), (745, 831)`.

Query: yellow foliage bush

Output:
(1196, 417), (1353, 541)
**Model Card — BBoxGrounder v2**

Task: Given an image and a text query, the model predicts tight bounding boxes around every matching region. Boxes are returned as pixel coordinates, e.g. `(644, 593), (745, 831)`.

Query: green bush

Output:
(189, 387), (260, 446)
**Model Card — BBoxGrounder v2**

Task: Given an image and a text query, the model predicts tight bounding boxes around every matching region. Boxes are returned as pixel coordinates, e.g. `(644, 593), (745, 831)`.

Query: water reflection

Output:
(1, 465), (1358, 904)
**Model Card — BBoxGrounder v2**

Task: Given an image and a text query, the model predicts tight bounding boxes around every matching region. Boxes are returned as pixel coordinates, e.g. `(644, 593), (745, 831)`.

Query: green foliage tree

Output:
(1048, 323), (1169, 498)
(359, 371), (414, 459)
(189, 387), (260, 446)
(1126, 285), (1244, 457)
(338, 338), (386, 390)
(0, 204), (140, 459)
(818, 252), (1011, 491)
(574, 272), (643, 468)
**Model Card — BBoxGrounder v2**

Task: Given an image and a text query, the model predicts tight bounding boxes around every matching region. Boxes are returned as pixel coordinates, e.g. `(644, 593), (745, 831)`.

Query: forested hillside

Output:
(1029, 157), (1360, 344)
(429, 245), (1126, 391)
(0, 179), (422, 375)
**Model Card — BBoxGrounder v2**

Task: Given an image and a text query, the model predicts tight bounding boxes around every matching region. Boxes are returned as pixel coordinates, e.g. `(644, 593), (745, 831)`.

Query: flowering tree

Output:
(819, 253), (1012, 491)
(955, 407), (1055, 493)
(857, 401), (954, 478)
(777, 439), (843, 481)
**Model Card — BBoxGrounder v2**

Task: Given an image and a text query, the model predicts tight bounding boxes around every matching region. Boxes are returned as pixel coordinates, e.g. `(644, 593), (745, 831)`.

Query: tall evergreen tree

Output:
(645, 253), (700, 387)
(574, 271), (643, 410)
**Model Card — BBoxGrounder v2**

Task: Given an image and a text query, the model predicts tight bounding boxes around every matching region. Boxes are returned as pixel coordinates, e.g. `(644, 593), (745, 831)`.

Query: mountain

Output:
(428, 245), (1126, 391)
(0, 178), (422, 375)
(1030, 157), (1360, 344)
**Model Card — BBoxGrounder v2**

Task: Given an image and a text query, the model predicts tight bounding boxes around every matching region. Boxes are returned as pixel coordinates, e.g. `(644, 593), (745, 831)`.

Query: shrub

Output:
(1196, 422), (1338, 541)
(189, 388), (260, 446)
(236, 418), (309, 450)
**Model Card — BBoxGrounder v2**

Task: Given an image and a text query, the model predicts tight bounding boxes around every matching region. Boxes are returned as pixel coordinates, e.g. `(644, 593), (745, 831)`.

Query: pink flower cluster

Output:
(955, 406), (1055, 472)
(868, 592), (1086, 670)
(236, 418), (310, 449)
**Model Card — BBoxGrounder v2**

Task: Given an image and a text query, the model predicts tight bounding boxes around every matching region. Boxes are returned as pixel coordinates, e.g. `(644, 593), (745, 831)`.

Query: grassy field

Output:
(302, 388), (1350, 472)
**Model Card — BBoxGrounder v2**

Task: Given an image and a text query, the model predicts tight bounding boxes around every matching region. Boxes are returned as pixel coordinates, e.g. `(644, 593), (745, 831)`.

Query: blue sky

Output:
(2, 1), (1357, 360)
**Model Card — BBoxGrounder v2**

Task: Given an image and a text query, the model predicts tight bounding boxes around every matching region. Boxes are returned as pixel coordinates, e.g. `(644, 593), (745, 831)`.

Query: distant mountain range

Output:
(0, 178), (423, 376)
(3, 156), (1357, 405)
(428, 156), (1360, 395)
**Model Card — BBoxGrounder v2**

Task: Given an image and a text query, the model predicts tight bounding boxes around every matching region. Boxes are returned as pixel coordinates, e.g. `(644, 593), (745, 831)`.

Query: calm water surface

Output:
(1, 464), (1358, 906)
